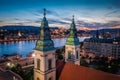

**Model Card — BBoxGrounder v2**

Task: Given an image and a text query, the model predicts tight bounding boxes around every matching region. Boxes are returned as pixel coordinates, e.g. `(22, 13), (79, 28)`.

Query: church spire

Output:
(72, 15), (74, 23)
(35, 9), (54, 51)
(96, 27), (99, 38)
(65, 15), (80, 65)
(43, 8), (46, 17)
(66, 15), (79, 45)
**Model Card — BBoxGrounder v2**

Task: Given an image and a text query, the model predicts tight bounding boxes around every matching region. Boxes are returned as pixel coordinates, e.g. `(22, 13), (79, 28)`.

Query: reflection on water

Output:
(0, 37), (89, 57)
(0, 41), (36, 57)
(52, 38), (66, 47)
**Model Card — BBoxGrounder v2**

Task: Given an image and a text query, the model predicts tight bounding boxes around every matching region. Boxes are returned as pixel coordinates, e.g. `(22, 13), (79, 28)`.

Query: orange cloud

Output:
(77, 26), (95, 31)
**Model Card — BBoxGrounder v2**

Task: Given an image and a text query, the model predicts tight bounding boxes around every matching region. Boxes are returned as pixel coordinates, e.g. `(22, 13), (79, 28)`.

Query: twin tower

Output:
(34, 9), (80, 80)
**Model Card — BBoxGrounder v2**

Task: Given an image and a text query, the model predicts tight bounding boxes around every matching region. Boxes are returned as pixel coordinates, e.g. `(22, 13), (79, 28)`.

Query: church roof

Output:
(58, 62), (120, 80)
(66, 15), (79, 46)
(35, 9), (55, 51)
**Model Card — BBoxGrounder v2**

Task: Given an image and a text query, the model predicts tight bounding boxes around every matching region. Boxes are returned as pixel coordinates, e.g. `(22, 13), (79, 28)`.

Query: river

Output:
(0, 37), (89, 57)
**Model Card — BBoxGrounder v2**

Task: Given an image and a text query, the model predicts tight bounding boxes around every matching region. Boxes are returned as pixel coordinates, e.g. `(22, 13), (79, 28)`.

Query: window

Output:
(37, 77), (40, 80)
(48, 59), (52, 70)
(76, 51), (79, 59)
(48, 77), (52, 80)
(37, 59), (40, 70)
(68, 51), (71, 59)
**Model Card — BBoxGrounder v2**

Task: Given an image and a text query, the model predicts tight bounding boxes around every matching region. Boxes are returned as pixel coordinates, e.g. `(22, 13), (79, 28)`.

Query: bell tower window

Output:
(68, 51), (71, 59)
(48, 59), (52, 70)
(37, 59), (40, 70)
(76, 51), (79, 59)
(37, 77), (40, 80)
(48, 77), (52, 80)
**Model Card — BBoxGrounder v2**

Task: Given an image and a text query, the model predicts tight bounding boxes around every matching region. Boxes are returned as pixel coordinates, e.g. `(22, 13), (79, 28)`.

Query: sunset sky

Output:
(0, 0), (120, 30)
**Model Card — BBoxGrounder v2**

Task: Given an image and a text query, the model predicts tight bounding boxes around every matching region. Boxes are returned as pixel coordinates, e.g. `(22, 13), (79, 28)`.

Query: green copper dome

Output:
(66, 16), (79, 45)
(35, 9), (55, 51)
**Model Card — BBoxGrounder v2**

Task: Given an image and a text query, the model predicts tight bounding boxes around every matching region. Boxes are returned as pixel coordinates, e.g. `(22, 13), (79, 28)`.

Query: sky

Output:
(0, 0), (120, 30)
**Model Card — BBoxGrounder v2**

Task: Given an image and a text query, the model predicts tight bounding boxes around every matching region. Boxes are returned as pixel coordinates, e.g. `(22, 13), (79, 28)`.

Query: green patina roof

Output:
(66, 16), (79, 45)
(35, 9), (54, 51)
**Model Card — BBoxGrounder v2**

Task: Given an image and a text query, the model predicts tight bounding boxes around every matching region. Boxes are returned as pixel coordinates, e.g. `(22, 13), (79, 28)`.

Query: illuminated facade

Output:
(34, 9), (56, 80)
(65, 16), (80, 65)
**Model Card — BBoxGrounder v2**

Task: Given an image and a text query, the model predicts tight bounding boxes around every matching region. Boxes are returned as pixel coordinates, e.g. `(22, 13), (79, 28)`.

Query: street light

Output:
(32, 53), (35, 57)
(7, 62), (15, 68)
(7, 62), (10, 66)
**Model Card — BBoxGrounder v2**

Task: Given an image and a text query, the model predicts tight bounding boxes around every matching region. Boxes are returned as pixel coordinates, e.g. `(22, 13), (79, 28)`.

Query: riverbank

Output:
(0, 35), (89, 44)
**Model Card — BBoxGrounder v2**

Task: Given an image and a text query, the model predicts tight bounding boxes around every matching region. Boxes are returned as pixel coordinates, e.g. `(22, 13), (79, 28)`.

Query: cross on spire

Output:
(43, 8), (46, 17)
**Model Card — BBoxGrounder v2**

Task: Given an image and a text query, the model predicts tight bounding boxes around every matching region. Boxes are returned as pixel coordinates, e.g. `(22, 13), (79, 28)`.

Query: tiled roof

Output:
(0, 70), (22, 80)
(84, 37), (113, 43)
(59, 62), (120, 80)
(56, 60), (65, 79)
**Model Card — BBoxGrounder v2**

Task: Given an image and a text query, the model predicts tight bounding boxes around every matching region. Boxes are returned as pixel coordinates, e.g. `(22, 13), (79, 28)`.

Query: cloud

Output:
(34, 18), (42, 23)
(0, 20), (4, 22)
(35, 9), (59, 17)
(101, 21), (120, 28)
(33, 15), (120, 29)
(62, 18), (71, 21)
(105, 9), (120, 17)
(76, 20), (120, 29)
(13, 18), (20, 21)
(48, 18), (69, 25)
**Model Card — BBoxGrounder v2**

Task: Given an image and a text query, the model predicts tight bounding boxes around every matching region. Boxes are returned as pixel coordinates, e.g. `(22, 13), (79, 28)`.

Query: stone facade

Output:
(34, 9), (56, 80)
(34, 50), (56, 80)
(65, 45), (80, 65)
(65, 16), (80, 65)
(84, 37), (120, 58)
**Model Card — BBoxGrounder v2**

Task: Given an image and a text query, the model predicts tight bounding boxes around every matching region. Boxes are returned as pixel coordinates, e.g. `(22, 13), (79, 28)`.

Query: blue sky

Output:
(0, 0), (120, 30)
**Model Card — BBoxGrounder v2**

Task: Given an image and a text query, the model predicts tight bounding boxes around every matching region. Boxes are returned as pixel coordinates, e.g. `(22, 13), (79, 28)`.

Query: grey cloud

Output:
(34, 18), (42, 23)
(62, 18), (71, 21)
(0, 20), (4, 22)
(102, 21), (120, 28)
(76, 20), (120, 29)
(34, 17), (69, 25)
(13, 18), (20, 21)
(49, 19), (69, 25)
(105, 10), (120, 17)
(35, 9), (59, 17)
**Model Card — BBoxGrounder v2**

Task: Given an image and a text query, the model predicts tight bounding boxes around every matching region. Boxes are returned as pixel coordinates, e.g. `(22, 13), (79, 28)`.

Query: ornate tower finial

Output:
(72, 15), (74, 22)
(43, 8), (46, 17)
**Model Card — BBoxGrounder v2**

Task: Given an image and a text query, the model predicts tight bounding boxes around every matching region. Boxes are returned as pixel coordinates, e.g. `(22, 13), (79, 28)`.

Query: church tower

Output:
(65, 15), (80, 65)
(96, 27), (99, 38)
(34, 9), (56, 80)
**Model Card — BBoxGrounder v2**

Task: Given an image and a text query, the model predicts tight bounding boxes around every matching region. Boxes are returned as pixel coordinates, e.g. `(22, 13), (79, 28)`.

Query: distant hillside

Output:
(0, 25), (119, 35)
(0, 26), (39, 31)
(0, 25), (58, 31)
(89, 28), (120, 34)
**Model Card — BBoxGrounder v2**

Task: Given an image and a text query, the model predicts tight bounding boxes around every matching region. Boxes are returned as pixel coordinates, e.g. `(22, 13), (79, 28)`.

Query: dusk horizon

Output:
(0, 0), (120, 30)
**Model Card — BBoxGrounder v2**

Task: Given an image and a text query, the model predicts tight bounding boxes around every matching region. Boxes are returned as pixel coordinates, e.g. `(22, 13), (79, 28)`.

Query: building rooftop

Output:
(0, 69), (22, 80)
(84, 37), (120, 44)
(58, 62), (120, 80)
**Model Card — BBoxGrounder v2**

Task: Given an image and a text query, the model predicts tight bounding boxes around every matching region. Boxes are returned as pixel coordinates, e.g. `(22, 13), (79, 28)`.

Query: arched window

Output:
(48, 59), (52, 70)
(68, 51), (71, 59)
(76, 51), (79, 59)
(37, 77), (40, 80)
(37, 59), (40, 70)
(48, 77), (52, 80)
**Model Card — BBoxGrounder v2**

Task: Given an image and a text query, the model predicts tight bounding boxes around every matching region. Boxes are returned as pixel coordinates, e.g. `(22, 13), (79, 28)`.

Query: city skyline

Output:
(0, 0), (120, 30)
